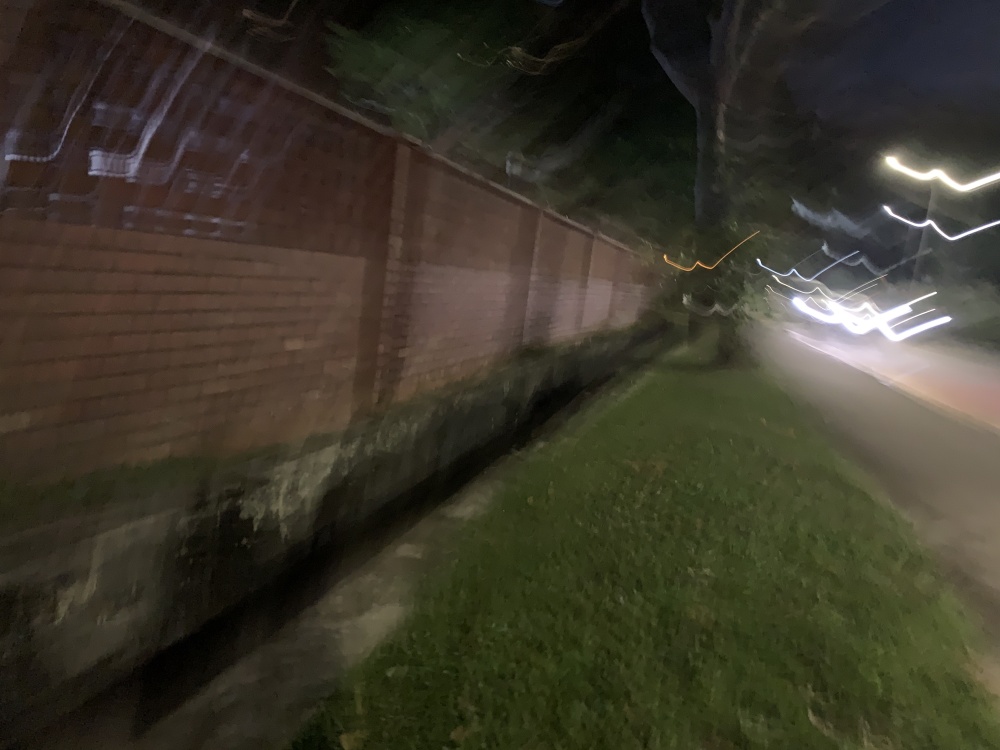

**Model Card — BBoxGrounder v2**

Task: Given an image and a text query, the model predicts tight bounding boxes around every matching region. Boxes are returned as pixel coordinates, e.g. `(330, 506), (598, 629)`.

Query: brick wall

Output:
(0, 0), (660, 479)
(580, 239), (619, 332)
(524, 215), (594, 345)
(0, 220), (366, 475)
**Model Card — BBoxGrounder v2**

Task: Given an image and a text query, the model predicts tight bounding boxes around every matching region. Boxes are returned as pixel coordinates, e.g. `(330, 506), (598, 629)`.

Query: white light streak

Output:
(834, 291), (936, 321)
(791, 293), (951, 343)
(885, 155), (1000, 193)
(791, 198), (870, 238)
(891, 309), (937, 329)
(769, 274), (882, 306)
(682, 294), (737, 317)
(3, 22), (129, 165)
(757, 252), (859, 282)
(840, 277), (884, 300)
(765, 284), (791, 301)
(806, 296), (914, 334)
(820, 242), (930, 276)
(770, 274), (834, 299)
(882, 205), (1000, 241)
(89, 44), (205, 181)
(887, 315), (953, 340)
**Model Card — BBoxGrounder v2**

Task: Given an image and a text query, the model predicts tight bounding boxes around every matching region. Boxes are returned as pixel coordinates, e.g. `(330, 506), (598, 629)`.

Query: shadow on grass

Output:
(659, 323), (755, 372)
(663, 360), (726, 372)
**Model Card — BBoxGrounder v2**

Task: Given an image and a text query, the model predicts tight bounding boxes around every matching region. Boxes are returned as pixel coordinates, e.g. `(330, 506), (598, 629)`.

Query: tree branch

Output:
(641, 0), (712, 107)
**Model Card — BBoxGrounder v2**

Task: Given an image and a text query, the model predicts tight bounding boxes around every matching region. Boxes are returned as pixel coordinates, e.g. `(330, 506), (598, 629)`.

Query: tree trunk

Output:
(688, 314), (706, 342)
(694, 97), (727, 227)
(714, 317), (749, 367)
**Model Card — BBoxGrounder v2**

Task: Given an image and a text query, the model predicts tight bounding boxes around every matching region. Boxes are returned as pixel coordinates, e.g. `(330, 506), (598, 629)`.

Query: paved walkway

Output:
(780, 327), (1000, 435)
(758, 324), (1000, 689)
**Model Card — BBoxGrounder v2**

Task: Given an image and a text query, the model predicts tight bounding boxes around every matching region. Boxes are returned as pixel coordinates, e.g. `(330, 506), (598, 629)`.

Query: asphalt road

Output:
(757, 324), (1000, 687)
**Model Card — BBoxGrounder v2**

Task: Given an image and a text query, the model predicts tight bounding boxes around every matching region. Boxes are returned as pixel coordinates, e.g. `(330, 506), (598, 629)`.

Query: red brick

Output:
(0, 3), (654, 480)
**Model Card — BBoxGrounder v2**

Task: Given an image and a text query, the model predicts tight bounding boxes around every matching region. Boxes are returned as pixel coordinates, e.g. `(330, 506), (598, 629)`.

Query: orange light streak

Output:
(661, 230), (760, 272)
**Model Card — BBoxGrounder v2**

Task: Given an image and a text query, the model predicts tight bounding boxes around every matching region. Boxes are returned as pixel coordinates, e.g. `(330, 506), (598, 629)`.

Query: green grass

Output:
(292, 351), (1000, 750)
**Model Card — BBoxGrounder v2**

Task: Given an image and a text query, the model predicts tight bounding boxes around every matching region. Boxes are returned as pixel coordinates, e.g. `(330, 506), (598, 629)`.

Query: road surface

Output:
(757, 324), (1000, 688)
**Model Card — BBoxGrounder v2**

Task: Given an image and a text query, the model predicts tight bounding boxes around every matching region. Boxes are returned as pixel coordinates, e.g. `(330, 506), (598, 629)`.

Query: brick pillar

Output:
(608, 248), (625, 325)
(523, 213), (567, 346)
(350, 138), (409, 417)
(374, 145), (430, 406)
(502, 205), (540, 349)
(574, 231), (595, 335)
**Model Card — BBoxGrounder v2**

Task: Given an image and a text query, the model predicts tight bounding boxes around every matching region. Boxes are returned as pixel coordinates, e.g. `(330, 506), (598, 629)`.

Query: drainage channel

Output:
(15, 355), (652, 750)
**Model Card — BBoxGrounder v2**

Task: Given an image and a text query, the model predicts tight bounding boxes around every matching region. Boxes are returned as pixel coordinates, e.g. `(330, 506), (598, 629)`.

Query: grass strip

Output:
(293, 353), (1000, 750)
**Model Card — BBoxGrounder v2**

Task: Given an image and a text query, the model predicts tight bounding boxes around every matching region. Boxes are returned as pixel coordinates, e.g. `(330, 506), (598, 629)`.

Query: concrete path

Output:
(757, 324), (1000, 689)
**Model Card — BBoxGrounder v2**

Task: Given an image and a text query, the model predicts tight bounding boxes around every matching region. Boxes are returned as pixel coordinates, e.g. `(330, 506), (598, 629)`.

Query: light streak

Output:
(791, 293), (951, 342)
(757, 252), (859, 282)
(3, 22), (130, 165)
(765, 284), (791, 301)
(886, 315), (953, 340)
(793, 296), (848, 323)
(822, 291), (936, 326)
(820, 242), (930, 276)
(89, 43), (205, 181)
(892, 309), (936, 329)
(682, 294), (737, 317)
(804, 296), (912, 333)
(768, 274), (883, 305)
(841, 277), (885, 300)
(882, 205), (1000, 241)
(662, 230), (760, 272)
(769, 274), (833, 298)
(818, 296), (883, 316)
(791, 198), (870, 238)
(885, 155), (1000, 193)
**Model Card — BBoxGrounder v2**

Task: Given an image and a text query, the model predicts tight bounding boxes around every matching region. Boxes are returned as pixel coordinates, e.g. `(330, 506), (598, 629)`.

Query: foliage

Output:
(325, 1), (534, 139)
(325, 0), (827, 319)
(326, 0), (699, 263)
(293, 351), (1000, 749)
(547, 95), (697, 243)
(662, 219), (789, 326)
(643, 0), (900, 227)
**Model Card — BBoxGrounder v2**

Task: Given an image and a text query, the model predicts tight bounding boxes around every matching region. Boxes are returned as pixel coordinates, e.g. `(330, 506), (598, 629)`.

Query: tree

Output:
(641, 0), (895, 227)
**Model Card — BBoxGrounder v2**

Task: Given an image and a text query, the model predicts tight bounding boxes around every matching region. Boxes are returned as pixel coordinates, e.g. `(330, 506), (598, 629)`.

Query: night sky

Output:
(789, 0), (1000, 130)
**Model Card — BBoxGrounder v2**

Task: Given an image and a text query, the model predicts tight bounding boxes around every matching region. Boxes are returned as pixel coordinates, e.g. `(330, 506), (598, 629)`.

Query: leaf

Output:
(807, 708), (836, 740)
(685, 603), (715, 627)
(339, 730), (367, 750)
(457, 687), (478, 719)
(450, 725), (472, 743)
